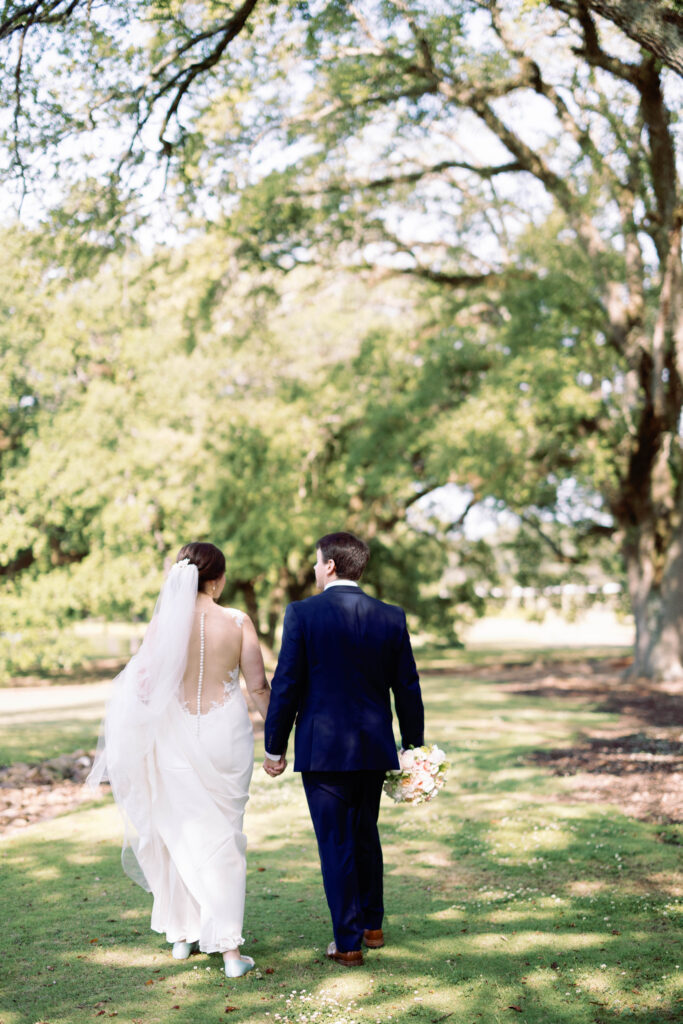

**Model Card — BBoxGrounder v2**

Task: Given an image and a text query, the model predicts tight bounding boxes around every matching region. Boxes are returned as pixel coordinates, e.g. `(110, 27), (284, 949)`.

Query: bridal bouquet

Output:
(383, 744), (449, 804)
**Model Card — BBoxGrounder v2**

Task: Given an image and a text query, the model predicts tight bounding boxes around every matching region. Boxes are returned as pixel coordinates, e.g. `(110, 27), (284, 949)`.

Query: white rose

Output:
(428, 746), (446, 766)
(400, 749), (416, 769)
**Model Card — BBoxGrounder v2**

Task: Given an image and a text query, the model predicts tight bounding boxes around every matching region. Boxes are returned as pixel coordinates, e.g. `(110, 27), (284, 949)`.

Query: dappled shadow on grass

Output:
(1, 663), (681, 1024)
(1, 794), (681, 1024)
(376, 808), (681, 1023)
(600, 687), (683, 728)
(0, 828), (338, 1024)
(530, 733), (683, 775)
(485, 658), (683, 826)
(419, 649), (632, 678)
(506, 682), (683, 731)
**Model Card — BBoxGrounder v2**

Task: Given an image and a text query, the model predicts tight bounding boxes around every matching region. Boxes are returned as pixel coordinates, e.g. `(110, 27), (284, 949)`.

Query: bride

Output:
(88, 542), (277, 978)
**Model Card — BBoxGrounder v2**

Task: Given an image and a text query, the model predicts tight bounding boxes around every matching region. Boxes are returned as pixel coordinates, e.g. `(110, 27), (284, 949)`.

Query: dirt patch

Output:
(494, 660), (683, 824)
(530, 735), (683, 824)
(0, 750), (99, 837)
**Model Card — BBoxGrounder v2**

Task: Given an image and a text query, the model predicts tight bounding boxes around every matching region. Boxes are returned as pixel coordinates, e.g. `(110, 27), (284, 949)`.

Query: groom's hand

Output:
(263, 755), (287, 777)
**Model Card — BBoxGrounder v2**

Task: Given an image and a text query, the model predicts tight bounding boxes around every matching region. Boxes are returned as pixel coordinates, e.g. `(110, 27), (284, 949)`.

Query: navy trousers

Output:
(302, 770), (385, 953)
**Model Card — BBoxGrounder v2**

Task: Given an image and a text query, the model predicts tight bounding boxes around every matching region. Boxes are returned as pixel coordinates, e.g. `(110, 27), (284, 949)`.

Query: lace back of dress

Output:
(186, 608), (244, 734)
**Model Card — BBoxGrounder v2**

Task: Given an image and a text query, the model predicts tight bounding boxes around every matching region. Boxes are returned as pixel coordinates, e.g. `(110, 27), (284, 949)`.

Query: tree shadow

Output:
(529, 733), (683, 776)
(1, 794), (680, 1024)
(599, 689), (683, 728)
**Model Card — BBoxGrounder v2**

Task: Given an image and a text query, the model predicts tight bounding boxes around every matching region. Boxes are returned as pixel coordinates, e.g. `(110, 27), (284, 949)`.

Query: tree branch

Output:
(520, 513), (581, 564)
(107, 0), (262, 173)
(635, 56), (678, 251)
(11, 22), (28, 210)
(0, 0), (82, 41)
(468, 94), (577, 212)
(485, 1), (613, 184)
(394, 265), (536, 289)
(151, 0), (262, 149)
(358, 159), (525, 190)
(652, 212), (683, 420)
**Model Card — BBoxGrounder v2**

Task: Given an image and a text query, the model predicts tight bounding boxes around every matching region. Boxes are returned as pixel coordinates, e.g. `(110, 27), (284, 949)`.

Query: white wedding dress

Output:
(89, 563), (254, 954)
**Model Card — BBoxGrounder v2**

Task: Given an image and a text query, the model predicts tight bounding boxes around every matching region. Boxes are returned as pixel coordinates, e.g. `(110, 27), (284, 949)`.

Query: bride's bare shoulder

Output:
(216, 605), (247, 628)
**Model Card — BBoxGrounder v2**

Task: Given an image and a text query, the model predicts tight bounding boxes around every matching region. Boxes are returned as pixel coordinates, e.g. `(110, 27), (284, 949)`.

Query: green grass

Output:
(0, 690), (108, 765)
(0, 657), (681, 1024)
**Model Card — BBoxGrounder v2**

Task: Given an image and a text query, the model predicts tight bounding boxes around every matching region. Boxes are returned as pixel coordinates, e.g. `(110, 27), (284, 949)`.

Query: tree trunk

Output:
(235, 579), (260, 628)
(624, 516), (683, 680)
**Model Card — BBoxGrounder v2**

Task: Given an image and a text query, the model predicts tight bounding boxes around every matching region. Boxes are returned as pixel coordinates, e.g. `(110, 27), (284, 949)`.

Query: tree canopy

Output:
(1, 0), (682, 679)
(1, 226), (473, 675)
(214, 1), (682, 677)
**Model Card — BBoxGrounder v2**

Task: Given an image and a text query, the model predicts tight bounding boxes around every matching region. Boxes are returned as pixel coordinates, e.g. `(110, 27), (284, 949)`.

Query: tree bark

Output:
(625, 515), (683, 679)
(582, 0), (683, 78)
(235, 579), (260, 628)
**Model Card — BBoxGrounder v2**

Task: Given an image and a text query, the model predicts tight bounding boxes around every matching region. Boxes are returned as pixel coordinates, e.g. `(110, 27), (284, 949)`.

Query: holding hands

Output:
(263, 754), (287, 778)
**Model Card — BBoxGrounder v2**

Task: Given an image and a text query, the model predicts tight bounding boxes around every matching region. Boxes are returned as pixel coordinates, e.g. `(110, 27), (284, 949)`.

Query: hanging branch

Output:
(0, 0), (82, 41)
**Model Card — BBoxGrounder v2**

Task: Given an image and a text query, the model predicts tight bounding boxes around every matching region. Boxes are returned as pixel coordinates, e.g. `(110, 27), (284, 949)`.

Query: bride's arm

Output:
(240, 616), (271, 721)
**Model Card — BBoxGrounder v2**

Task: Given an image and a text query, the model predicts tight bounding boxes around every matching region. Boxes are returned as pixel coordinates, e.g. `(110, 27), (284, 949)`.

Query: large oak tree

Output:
(218, 0), (683, 678)
(2, 0), (682, 678)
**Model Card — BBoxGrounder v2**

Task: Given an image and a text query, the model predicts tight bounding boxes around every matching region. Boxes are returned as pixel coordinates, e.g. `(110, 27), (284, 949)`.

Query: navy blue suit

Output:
(264, 584), (424, 951)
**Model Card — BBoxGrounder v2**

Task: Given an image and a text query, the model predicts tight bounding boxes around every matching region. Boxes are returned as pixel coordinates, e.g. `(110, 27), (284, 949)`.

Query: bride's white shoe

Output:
(223, 954), (255, 978)
(172, 940), (199, 959)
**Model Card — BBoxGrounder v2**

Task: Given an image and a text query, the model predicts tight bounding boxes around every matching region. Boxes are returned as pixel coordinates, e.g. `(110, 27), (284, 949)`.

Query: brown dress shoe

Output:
(326, 941), (363, 966)
(363, 929), (385, 948)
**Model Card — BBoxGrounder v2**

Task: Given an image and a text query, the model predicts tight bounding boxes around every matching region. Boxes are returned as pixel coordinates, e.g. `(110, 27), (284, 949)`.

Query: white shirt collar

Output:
(324, 578), (360, 590)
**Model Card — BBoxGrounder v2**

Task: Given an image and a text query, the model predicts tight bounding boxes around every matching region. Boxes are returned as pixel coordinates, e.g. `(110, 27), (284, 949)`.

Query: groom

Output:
(263, 531), (424, 966)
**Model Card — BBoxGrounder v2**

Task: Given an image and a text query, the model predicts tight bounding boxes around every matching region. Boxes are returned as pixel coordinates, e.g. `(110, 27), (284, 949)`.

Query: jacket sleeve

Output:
(264, 603), (306, 756)
(391, 613), (424, 749)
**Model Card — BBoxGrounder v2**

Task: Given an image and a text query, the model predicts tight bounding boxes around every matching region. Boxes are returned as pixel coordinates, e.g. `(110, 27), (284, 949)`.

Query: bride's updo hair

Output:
(176, 542), (226, 591)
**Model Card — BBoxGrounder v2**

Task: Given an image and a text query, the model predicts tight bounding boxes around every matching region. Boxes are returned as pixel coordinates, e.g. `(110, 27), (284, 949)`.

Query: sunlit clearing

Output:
(567, 879), (610, 896)
(88, 946), (174, 967)
(468, 931), (619, 952)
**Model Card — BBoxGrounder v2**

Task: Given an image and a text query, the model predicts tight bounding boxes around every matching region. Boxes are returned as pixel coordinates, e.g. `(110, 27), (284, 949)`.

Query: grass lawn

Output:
(0, 683), (111, 765)
(0, 653), (681, 1024)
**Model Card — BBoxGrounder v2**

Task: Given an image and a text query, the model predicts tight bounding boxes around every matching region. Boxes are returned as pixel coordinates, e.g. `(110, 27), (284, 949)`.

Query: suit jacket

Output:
(264, 585), (424, 772)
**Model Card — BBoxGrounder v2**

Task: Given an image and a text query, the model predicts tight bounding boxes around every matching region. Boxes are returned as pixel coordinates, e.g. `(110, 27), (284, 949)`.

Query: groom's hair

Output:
(316, 532), (370, 581)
